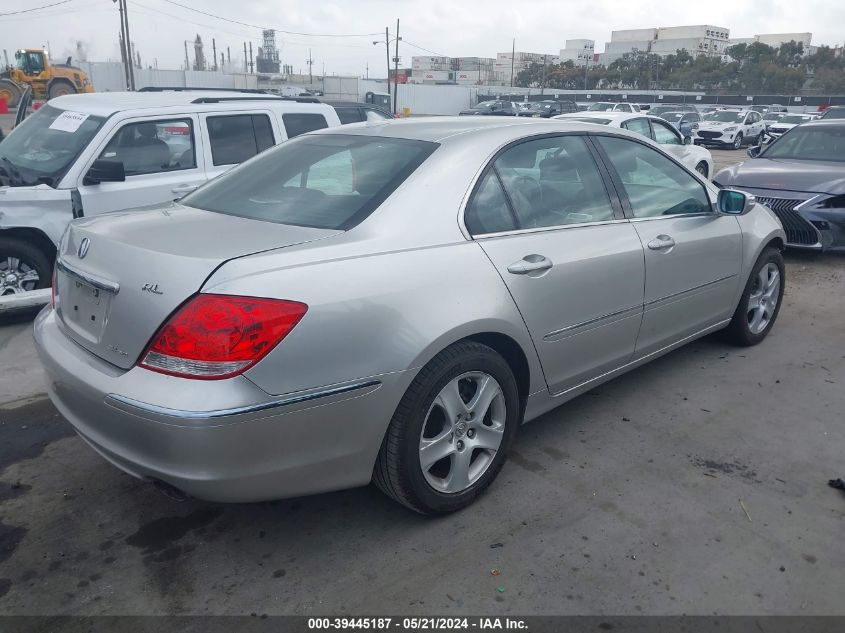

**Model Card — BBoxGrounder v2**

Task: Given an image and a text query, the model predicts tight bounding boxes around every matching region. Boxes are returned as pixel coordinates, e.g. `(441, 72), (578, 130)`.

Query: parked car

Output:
(648, 104), (698, 118)
(715, 120), (845, 251)
(34, 117), (784, 513)
(818, 105), (845, 120)
(764, 113), (817, 141)
(761, 111), (786, 132)
(517, 100), (578, 118)
(751, 105), (788, 114)
(459, 100), (519, 116)
(698, 106), (723, 115)
(587, 102), (640, 113)
(657, 111), (702, 136)
(695, 109), (765, 149)
(554, 111), (714, 178)
(321, 100), (393, 123)
(0, 90), (341, 297)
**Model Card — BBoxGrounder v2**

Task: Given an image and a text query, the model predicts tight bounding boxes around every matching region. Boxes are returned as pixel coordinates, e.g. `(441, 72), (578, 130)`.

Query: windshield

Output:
(182, 134), (438, 230)
(475, 101), (498, 110)
(588, 103), (615, 111)
(660, 112), (684, 122)
(761, 126), (845, 162)
(529, 102), (553, 111)
(763, 113), (784, 121)
(821, 108), (845, 119)
(704, 111), (745, 123)
(779, 115), (813, 124)
(0, 104), (105, 188)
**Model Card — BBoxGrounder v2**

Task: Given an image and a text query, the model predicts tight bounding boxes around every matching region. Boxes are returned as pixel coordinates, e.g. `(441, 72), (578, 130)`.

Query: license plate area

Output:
(58, 273), (112, 342)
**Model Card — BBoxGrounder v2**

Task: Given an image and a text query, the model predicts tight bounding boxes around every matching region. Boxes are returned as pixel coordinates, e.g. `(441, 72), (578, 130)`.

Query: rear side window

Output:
(283, 113), (329, 138)
(207, 114), (275, 166)
(182, 134), (438, 230)
(623, 118), (651, 138)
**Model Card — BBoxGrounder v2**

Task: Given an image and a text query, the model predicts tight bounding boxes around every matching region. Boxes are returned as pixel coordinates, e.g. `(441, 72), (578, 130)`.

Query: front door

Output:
(593, 135), (742, 357)
(463, 133), (645, 394)
(77, 114), (205, 216)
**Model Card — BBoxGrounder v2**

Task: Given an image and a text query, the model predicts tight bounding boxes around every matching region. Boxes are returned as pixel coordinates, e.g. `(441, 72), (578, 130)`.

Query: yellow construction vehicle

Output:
(0, 49), (94, 107)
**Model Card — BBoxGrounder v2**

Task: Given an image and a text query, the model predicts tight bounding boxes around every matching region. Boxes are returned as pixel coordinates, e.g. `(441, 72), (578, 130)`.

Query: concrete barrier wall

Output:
(76, 62), (258, 92)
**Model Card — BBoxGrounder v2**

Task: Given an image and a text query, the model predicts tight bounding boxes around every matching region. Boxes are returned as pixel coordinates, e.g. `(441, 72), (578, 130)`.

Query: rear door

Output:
(77, 114), (206, 215)
(199, 110), (279, 181)
(592, 135), (742, 357)
(464, 133), (645, 395)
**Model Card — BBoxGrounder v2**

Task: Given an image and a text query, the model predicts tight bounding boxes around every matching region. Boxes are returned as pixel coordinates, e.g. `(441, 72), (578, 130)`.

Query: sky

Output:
(0, 0), (842, 77)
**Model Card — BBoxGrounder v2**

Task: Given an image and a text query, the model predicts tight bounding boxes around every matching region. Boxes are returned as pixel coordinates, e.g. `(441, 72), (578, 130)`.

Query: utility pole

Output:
(393, 18), (400, 114)
(510, 38), (515, 88)
(120, 0), (135, 89)
(248, 42), (254, 73)
(584, 55), (589, 90)
(227, 46), (230, 67)
(540, 54), (547, 95)
(220, 52), (224, 71)
(366, 61), (368, 79)
(243, 42), (248, 72)
(307, 48), (313, 84)
(114, 0), (131, 90)
(184, 41), (190, 71)
(212, 38), (217, 71)
(385, 27), (391, 96)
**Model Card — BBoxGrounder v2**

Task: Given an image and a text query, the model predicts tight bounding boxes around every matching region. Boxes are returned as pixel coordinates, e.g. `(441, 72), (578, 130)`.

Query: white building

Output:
(598, 25), (731, 65)
(729, 33), (814, 55)
(559, 39), (595, 67)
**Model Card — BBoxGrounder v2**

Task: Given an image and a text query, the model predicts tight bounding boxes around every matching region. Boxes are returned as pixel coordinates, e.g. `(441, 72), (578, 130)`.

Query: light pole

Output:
(373, 26), (402, 112)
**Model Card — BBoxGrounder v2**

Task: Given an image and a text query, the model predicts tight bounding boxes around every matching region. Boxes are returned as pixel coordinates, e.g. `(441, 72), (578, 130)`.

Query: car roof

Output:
(307, 116), (622, 143)
(47, 91), (331, 117)
(787, 119), (845, 129)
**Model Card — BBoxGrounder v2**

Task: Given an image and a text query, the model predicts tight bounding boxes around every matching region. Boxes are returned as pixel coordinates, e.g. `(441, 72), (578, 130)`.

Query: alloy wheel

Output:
(0, 256), (41, 295)
(418, 371), (506, 494)
(747, 263), (780, 334)
(733, 134), (743, 150)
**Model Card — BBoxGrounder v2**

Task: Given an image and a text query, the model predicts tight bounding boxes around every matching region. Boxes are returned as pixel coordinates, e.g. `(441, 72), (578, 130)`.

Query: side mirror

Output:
(747, 145), (762, 158)
(84, 159), (125, 185)
(683, 135), (693, 145)
(718, 188), (754, 215)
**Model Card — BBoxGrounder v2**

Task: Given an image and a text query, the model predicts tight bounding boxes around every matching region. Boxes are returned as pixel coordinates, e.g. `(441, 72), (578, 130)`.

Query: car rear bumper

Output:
(33, 307), (409, 502)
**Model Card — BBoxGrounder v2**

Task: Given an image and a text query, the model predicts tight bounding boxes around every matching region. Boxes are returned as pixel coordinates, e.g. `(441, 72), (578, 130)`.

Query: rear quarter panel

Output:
(205, 241), (545, 399)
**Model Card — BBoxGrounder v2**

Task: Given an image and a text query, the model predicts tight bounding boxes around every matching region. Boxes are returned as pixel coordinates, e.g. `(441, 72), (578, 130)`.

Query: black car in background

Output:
(714, 120), (845, 251)
(321, 100), (393, 123)
(517, 100), (578, 117)
(458, 100), (518, 116)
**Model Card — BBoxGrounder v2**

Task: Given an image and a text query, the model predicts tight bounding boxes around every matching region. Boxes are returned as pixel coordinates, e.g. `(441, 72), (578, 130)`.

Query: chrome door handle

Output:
(647, 235), (675, 251)
(171, 184), (198, 195)
(507, 254), (553, 275)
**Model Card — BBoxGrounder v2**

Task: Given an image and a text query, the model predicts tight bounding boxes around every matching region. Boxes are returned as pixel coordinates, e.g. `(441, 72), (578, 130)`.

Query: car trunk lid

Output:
(55, 204), (340, 369)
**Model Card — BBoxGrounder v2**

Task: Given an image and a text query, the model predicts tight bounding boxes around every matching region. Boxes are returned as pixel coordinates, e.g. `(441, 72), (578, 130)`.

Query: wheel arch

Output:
(46, 76), (77, 97)
(0, 227), (58, 266)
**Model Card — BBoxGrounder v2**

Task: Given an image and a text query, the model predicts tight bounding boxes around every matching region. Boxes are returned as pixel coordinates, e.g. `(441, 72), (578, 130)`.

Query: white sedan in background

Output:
(764, 113), (819, 141)
(553, 111), (714, 179)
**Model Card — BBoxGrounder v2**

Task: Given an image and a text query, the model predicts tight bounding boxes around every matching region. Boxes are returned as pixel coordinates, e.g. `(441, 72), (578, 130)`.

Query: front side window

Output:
(596, 136), (711, 218)
(623, 118), (651, 138)
(282, 113), (329, 138)
(99, 119), (196, 176)
(651, 120), (682, 145)
(467, 135), (614, 234)
(335, 108), (363, 125)
(0, 104), (104, 187)
(182, 134), (438, 230)
(207, 114), (275, 166)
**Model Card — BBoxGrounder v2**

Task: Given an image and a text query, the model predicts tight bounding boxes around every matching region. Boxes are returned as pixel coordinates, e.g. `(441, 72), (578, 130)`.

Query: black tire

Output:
(0, 236), (52, 295)
(47, 79), (77, 100)
(373, 341), (521, 514)
(695, 162), (709, 178)
(0, 79), (22, 109)
(733, 133), (744, 150)
(723, 247), (785, 346)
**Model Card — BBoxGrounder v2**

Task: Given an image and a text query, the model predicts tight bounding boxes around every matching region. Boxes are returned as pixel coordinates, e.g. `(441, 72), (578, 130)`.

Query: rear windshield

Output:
(182, 134), (438, 230)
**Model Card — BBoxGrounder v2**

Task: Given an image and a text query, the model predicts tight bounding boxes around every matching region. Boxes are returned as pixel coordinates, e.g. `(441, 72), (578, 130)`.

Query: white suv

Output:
(694, 109), (765, 149)
(0, 90), (341, 300)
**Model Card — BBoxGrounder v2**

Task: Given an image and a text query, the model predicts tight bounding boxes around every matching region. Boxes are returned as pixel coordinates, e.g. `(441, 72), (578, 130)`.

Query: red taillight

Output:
(139, 294), (307, 380)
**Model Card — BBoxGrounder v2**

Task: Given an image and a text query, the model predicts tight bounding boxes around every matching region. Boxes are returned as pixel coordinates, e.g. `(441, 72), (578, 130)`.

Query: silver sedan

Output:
(34, 118), (786, 514)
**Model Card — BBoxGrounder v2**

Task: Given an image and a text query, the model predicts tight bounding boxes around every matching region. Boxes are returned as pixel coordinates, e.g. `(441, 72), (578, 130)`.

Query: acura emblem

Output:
(77, 237), (90, 259)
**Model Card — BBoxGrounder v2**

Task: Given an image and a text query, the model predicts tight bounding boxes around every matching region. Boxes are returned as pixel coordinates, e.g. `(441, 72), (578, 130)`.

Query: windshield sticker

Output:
(48, 111), (90, 133)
